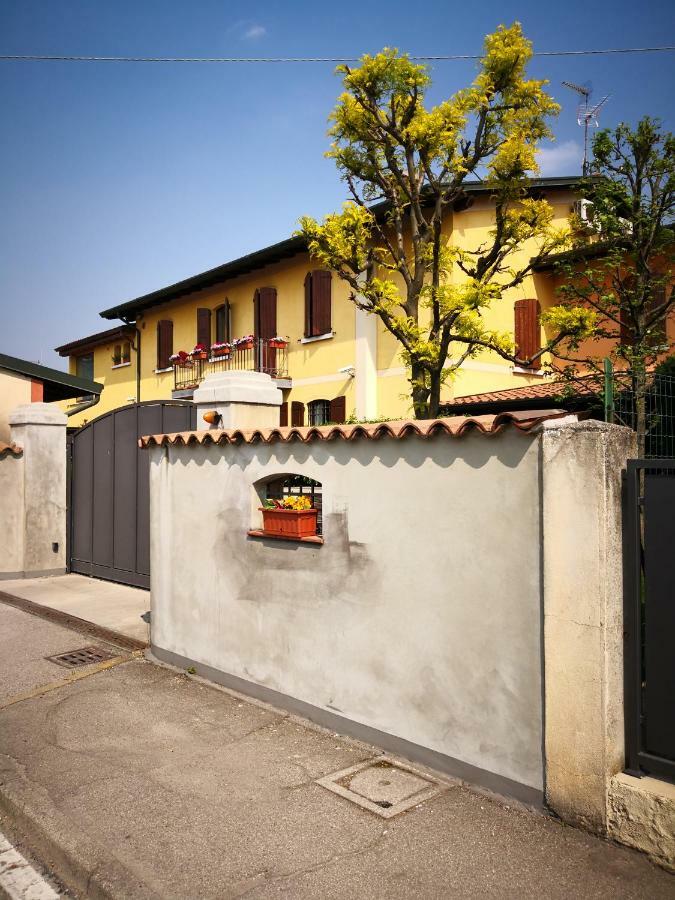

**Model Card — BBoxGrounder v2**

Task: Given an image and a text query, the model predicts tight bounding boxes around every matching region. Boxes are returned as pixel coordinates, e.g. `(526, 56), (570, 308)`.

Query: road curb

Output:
(0, 590), (147, 652)
(0, 757), (162, 900)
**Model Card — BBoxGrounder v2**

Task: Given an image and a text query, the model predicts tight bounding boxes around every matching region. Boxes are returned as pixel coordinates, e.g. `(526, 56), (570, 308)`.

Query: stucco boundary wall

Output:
(0, 404), (67, 580)
(146, 377), (640, 826)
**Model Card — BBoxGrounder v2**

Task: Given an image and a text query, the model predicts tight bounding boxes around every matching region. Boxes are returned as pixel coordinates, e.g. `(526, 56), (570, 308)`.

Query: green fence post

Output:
(604, 358), (615, 424)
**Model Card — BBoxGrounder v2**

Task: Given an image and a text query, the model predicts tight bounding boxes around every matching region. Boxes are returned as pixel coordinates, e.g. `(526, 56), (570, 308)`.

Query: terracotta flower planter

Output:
(236, 341), (254, 351)
(260, 507), (318, 539)
(268, 339), (287, 349)
(212, 349), (230, 358)
(191, 351), (208, 360)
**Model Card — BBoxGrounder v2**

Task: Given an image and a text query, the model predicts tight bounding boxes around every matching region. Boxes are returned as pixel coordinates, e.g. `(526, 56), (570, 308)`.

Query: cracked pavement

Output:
(0, 602), (673, 899)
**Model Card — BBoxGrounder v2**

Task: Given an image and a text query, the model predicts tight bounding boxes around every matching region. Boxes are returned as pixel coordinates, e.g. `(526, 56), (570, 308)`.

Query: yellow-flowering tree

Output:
(299, 24), (594, 419)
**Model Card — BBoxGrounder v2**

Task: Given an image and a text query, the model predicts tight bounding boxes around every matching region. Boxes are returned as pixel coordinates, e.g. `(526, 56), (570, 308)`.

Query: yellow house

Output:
(56, 177), (582, 428)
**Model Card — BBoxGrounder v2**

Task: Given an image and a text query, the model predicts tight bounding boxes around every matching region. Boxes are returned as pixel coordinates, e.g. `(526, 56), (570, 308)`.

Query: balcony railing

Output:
(173, 339), (289, 392)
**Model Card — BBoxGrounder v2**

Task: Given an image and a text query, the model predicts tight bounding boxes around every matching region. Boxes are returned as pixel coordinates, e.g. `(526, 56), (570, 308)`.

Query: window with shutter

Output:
(156, 320), (173, 370)
(291, 401), (305, 427)
(304, 271), (332, 337)
(279, 402), (288, 427)
(308, 399), (330, 425)
(215, 302), (230, 343)
(197, 308), (212, 348)
(513, 299), (541, 368)
(329, 395), (346, 424)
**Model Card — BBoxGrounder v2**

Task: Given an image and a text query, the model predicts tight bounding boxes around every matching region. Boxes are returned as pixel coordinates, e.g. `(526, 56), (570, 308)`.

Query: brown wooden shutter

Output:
(257, 287), (277, 338)
(312, 271), (332, 336)
(514, 299), (540, 367)
(291, 401), (305, 427)
(215, 303), (230, 343)
(304, 272), (312, 338)
(329, 395), (346, 423)
(279, 402), (288, 427)
(197, 308), (211, 348)
(157, 320), (173, 369)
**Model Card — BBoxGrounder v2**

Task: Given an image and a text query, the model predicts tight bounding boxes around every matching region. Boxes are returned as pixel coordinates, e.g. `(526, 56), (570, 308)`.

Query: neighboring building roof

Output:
(440, 380), (598, 415)
(0, 352), (103, 402)
(531, 240), (619, 273)
(138, 410), (570, 449)
(54, 325), (135, 357)
(101, 176), (583, 322)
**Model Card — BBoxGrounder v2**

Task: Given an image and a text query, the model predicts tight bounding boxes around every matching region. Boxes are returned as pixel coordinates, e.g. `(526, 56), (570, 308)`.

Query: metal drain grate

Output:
(46, 646), (116, 669)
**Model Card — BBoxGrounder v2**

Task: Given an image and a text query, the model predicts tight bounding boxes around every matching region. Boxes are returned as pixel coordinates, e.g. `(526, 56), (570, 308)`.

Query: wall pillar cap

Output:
(9, 403), (68, 427)
(193, 371), (282, 407)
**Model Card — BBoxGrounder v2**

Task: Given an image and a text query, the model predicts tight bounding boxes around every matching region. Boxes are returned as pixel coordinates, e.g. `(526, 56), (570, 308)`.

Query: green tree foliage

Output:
(546, 118), (675, 453)
(299, 24), (593, 419)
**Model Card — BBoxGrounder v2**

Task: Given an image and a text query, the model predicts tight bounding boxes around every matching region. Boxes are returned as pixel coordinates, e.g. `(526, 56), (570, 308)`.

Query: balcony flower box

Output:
(233, 335), (255, 351)
(268, 337), (288, 349)
(259, 497), (317, 540)
(170, 350), (190, 365)
(190, 343), (209, 360)
(211, 342), (231, 358)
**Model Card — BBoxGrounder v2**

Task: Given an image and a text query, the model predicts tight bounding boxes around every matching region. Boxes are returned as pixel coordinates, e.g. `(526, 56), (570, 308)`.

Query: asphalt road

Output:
(0, 601), (673, 899)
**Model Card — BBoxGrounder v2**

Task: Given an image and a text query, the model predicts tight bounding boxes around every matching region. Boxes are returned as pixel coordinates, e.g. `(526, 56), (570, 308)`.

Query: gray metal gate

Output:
(68, 401), (196, 589)
(623, 459), (675, 781)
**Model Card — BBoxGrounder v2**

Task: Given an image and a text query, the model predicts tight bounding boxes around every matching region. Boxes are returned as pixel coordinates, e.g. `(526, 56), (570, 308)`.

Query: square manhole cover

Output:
(46, 646), (116, 669)
(316, 757), (449, 818)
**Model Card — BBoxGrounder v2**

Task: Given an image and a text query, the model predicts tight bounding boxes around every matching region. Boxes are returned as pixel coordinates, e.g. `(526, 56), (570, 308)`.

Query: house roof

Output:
(101, 176), (582, 323)
(138, 410), (571, 449)
(54, 324), (135, 357)
(439, 380), (598, 415)
(0, 352), (103, 402)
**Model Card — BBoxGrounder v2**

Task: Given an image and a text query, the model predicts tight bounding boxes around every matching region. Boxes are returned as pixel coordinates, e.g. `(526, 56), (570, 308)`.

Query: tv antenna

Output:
(562, 80), (610, 175)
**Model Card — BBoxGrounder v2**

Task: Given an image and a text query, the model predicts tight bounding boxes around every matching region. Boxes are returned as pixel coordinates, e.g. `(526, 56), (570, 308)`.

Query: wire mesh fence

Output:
(611, 372), (675, 458)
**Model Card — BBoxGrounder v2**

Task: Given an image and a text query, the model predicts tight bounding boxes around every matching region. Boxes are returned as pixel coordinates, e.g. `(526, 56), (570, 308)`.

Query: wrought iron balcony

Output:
(173, 339), (289, 392)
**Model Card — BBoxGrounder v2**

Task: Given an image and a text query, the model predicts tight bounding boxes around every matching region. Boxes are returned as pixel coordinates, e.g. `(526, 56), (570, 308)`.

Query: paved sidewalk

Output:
(0, 605), (672, 900)
(0, 573), (149, 643)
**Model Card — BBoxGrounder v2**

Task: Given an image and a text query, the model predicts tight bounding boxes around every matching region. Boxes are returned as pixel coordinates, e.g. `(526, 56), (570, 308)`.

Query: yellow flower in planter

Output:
(282, 495), (312, 511)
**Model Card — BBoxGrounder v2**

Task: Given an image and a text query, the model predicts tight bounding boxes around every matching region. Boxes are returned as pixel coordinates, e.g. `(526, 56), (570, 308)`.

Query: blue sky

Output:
(1, 0), (673, 369)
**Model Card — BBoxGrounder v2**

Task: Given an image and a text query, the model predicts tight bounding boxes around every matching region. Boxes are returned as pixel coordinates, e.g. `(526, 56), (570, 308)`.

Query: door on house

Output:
(68, 401), (196, 589)
(254, 287), (277, 374)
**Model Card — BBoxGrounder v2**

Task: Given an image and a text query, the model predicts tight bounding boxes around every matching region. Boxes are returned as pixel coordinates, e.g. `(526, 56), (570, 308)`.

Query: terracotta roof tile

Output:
(139, 410), (569, 449)
(0, 442), (22, 458)
(444, 381), (595, 406)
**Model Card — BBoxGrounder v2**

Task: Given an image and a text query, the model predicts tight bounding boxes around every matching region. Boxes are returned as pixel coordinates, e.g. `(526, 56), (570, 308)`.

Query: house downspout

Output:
(122, 315), (141, 403)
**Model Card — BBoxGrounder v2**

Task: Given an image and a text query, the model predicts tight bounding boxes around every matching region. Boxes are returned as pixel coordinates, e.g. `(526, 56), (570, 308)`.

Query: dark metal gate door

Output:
(68, 401), (196, 589)
(624, 459), (675, 781)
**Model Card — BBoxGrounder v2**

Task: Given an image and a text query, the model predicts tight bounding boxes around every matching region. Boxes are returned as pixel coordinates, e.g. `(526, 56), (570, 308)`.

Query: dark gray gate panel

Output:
(71, 425), (93, 573)
(643, 472), (675, 761)
(69, 401), (195, 589)
(623, 459), (675, 782)
(136, 405), (163, 578)
(113, 406), (138, 574)
(92, 415), (114, 568)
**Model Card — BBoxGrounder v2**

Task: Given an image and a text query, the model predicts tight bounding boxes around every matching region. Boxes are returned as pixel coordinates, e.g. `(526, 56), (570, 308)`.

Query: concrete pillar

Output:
(193, 371), (283, 430)
(541, 419), (636, 833)
(8, 403), (68, 578)
(354, 306), (377, 420)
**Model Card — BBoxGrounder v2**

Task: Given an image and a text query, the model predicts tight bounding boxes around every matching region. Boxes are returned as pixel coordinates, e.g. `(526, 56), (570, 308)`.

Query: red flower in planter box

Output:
(268, 336), (288, 349)
(190, 343), (209, 360)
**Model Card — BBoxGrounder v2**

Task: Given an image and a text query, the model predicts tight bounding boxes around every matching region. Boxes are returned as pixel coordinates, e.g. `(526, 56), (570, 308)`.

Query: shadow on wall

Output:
(170, 429), (535, 474)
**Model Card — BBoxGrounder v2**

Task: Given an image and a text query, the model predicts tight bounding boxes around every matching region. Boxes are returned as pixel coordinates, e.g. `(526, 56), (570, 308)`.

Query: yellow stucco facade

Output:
(62, 188), (578, 428)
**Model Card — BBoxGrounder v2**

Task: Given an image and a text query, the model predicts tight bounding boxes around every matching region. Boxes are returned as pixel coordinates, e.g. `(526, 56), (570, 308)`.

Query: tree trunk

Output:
(410, 360), (430, 419)
(427, 369), (442, 419)
(633, 367), (648, 458)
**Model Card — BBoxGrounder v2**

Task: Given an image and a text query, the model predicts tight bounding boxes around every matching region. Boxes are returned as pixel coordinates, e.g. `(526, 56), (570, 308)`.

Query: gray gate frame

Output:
(623, 457), (675, 782)
(67, 400), (196, 589)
